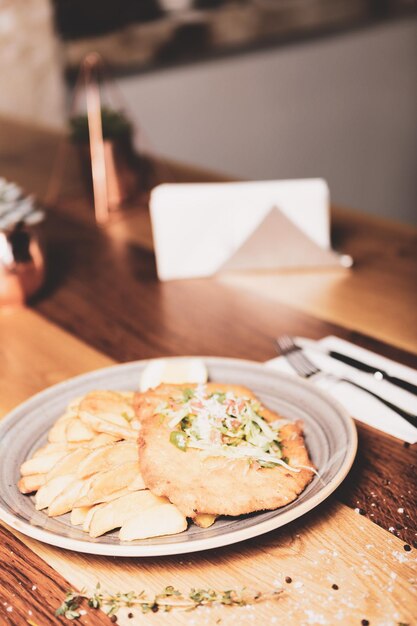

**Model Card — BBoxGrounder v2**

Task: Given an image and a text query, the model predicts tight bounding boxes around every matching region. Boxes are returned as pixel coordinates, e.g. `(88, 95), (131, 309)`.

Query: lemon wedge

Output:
(139, 358), (208, 392)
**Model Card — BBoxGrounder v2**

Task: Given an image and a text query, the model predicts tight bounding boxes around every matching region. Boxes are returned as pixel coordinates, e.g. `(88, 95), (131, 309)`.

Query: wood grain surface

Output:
(1, 310), (416, 626)
(14, 500), (417, 626)
(0, 115), (416, 625)
(0, 524), (112, 626)
(1, 115), (416, 352)
(29, 209), (417, 545)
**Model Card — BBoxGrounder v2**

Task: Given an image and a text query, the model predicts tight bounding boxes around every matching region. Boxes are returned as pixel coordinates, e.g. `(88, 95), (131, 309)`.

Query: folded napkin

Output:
(266, 336), (417, 443)
(150, 179), (347, 281)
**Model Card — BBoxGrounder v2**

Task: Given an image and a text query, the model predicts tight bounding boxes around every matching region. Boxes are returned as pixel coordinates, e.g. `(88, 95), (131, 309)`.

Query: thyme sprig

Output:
(55, 583), (283, 620)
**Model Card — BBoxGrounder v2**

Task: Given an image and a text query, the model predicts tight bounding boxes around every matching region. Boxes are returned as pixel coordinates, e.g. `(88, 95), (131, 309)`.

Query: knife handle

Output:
(329, 350), (377, 374)
(330, 350), (417, 397)
(384, 375), (417, 397)
(341, 378), (417, 430)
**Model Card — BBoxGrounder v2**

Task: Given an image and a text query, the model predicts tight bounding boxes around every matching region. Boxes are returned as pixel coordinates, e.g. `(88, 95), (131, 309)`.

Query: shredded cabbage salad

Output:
(157, 385), (301, 471)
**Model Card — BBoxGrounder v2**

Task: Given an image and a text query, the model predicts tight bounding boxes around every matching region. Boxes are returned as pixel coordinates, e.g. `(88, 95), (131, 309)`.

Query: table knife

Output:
(303, 345), (417, 397)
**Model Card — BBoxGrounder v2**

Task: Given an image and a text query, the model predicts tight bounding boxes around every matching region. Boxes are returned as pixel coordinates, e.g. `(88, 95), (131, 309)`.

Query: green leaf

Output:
(64, 609), (81, 620)
(182, 388), (194, 402)
(170, 431), (188, 451)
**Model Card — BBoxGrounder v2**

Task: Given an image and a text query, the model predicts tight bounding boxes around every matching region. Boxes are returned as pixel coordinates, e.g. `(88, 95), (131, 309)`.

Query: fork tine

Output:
(285, 352), (308, 375)
(287, 351), (318, 377)
(295, 350), (320, 376)
(276, 334), (297, 356)
(276, 334), (320, 378)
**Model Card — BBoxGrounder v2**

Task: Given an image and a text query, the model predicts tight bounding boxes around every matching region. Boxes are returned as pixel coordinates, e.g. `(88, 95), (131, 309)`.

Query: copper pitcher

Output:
(0, 223), (45, 306)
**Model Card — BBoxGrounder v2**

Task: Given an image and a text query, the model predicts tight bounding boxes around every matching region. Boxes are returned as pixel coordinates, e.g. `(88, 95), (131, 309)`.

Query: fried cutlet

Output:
(135, 383), (314, 519)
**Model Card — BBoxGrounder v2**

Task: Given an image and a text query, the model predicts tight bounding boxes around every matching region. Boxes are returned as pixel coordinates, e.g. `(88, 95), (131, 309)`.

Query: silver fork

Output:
(276, 335), (417, 429)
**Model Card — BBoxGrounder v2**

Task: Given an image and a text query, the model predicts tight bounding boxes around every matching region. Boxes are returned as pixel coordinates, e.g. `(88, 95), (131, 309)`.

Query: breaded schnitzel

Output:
(135, 383), (314, 518)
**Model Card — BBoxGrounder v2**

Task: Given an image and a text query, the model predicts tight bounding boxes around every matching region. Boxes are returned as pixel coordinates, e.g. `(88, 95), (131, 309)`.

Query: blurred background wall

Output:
(0, 1), (416, 224)
(119, 17), (417, 225)
(0, 0), (65, 128)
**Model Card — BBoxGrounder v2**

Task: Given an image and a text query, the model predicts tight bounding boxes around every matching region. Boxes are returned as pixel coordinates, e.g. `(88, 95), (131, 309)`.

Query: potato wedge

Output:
(48, 478), (86, 517)
(20, 451), (69, 476)
(89, 491), (167, 538)
(119, 503), (187, 541)
(79, 391), (135, 427)
(87, 433), (121, 448)
(18, 474), (46, 494)
(194, 513), (217, 529)
(74, 461), (141, 506)
(77, 441), (138, 479)
(47, 448), (91, 481)
(65, 418), (95, 443)
(35, 475), (74, 510)
(79, 413), (135, 441)
(71, 506), (91, 526)
(48, 417), (72, 443)
(32, 442), (70, 458)
(83, 502), (105, 533)
(127, 473), (146, 491)
(99, 487), (132, 502)
(119, 391), (134, 400)
(65, 397), (82, 415)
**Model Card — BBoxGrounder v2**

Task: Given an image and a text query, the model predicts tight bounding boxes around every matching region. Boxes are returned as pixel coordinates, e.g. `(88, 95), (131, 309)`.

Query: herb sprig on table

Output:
(55, 583), (283, 620)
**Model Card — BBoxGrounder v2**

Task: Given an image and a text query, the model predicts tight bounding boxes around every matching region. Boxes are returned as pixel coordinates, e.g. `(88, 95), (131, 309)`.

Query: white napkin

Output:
(266, 336), (417, 443)
(150, 179), (345, 281)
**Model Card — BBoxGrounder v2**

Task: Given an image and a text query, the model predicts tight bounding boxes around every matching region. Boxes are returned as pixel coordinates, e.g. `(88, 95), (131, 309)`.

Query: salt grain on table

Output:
(392, 550), (409, 563)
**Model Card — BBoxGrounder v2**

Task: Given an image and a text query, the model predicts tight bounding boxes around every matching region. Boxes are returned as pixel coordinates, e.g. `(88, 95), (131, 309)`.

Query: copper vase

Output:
(0, 224), (45, 306)
(78, 135), (139, 210)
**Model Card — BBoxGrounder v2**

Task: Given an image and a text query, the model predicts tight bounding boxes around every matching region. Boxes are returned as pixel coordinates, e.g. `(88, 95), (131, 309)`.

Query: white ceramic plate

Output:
(0, 357), (357, 557)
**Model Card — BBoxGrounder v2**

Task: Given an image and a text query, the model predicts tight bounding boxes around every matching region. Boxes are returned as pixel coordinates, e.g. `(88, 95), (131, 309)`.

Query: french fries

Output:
(78, 412), (136, 441)
(35, 475), (74, 511)
(47, 448), (91, 481)
(32, 442), (70, 458)
(119, 503), (188, 541)
(89, 491), (167, 538)
(79, 391), (135, 428)
(88, 433), (120, 448)
(70, 506), (91, 526)
(48, 417), (72, 443)
(83, 503), (105, 533)
(194, 513), (217, 528)
(76, 441), (138, 479)
(18, 474), (46, 494)
(18, 387), (202, 542)
(20, 450), (69, 476)
(48, 478), (87, 517)
(65, 418), (95, 442)
(75, 461), (143, 507)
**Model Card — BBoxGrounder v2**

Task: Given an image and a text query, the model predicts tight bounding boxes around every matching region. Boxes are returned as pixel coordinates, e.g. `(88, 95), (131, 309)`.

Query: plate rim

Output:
(0, 356), (357, 557)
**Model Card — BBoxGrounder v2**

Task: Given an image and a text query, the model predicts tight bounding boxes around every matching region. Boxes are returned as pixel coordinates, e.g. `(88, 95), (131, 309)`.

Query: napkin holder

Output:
(150, 179), (351, 281)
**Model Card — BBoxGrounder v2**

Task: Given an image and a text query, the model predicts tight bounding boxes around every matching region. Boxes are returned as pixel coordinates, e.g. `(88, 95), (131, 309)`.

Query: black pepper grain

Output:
(128, 613), (134, 619)
(404, 544), (411, 552)
(332, 584), (339, 590)
(151, 604), (159, 613)
(110, 616), (117, 624)
(357, 508), (366, 515)
(403, 442), (410, 448)
(361, 620), (369, 626)
(285, 577), (292, 584)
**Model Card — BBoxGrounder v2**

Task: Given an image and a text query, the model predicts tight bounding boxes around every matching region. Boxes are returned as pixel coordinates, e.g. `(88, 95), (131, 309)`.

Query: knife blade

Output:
(303, 345), (417, 397)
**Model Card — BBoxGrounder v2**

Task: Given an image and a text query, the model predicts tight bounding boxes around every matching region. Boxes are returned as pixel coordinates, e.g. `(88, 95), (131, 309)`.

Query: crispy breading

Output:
(135, 383), (315, 518)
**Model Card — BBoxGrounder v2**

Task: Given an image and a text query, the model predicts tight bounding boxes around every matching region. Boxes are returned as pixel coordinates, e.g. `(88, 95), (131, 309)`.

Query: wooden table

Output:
(0, 116), (416, 626)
